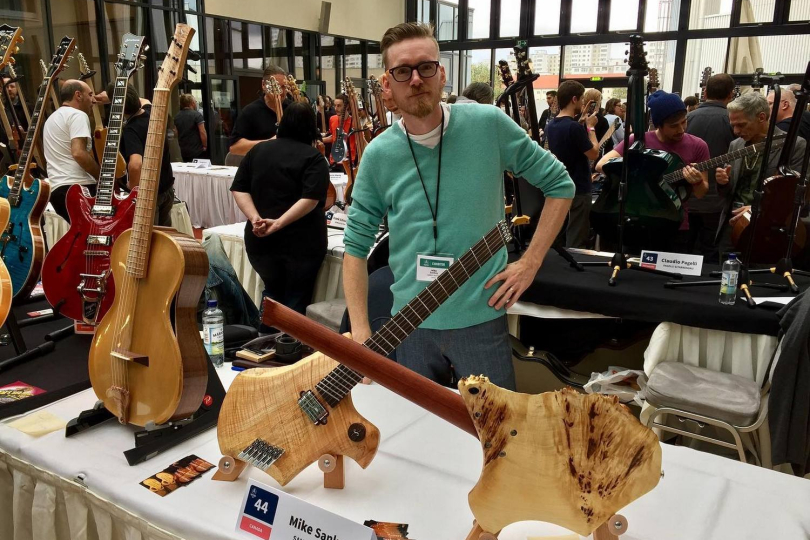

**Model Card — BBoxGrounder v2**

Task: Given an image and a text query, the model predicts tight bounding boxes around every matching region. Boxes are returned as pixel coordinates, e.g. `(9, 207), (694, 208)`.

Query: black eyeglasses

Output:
(387, 61), (440, 83)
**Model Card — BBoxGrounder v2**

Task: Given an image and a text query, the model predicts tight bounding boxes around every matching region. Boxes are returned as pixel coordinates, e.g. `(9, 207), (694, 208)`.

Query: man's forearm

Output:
(75, 150), (100, 178)
(522, 196), (572, 267)
(232, 191), (260, 221)
(343, 254), (371, 338)
(228, 138), (264, 156)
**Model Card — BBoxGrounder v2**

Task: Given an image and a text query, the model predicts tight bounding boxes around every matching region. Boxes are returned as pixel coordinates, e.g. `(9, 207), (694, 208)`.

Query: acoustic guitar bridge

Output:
(238, 439), (285, 471)
(111, 350), (149, 367)
(298, 390), (329, 425)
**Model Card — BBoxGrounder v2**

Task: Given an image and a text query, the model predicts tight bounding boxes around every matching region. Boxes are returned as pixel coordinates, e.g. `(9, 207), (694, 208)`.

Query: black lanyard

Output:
(404, 108), (444, 253)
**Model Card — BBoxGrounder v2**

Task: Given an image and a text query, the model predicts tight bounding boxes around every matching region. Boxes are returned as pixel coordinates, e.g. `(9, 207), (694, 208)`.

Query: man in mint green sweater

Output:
(343, 23), (574, 390)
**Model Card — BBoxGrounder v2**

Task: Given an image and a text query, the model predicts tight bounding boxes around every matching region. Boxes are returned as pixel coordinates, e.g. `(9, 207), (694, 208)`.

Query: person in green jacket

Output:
(343, 22), (574, 390)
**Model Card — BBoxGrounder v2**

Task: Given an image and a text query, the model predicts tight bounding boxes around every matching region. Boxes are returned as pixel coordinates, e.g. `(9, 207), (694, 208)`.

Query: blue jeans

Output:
(396, 316), (515, 391)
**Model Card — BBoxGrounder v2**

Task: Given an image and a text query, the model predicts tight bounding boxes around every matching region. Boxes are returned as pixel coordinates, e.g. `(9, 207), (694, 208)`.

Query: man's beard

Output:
(399, 86), (438, 118)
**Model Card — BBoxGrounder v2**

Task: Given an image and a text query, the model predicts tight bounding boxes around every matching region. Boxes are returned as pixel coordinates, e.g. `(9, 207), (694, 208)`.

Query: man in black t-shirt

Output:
(175, 93), (207, 162)
(112, 83), (175, 227)
(546, 81), (600, 248)
(228, 65), (290, 156)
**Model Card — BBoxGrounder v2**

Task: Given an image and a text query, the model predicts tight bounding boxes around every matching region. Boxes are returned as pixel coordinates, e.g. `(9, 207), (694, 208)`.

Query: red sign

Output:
(239, 516), (272, 539)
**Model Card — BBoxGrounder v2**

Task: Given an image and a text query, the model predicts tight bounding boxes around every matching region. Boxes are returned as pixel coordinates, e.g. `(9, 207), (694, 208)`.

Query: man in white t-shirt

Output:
(42, 79), (99, 221)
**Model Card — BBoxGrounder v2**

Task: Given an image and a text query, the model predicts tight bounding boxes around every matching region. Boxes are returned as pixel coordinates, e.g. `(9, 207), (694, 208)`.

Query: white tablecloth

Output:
(172, 164), (348, 229)
(203, 223), (349, 308)
(1, 368), (808, 540)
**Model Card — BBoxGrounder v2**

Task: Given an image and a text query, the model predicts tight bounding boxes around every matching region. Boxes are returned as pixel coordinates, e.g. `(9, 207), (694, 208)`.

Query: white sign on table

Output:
(326, 211), (347, 229)
(193, 158), (212, 169)
(235, 479), (375, 540)
(640, 250), (703, 276)
(329, 172), (348, 185)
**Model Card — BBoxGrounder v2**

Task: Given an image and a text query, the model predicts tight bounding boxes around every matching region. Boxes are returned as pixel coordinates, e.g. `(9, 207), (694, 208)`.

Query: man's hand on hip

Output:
(484, 258), (541, 311)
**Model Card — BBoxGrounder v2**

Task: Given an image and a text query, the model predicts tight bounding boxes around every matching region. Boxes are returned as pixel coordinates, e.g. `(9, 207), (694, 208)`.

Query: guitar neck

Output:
(11, 79), (52, 197)
(125, 89), (169, 278)
(314, 223), (509, 407)
(95, 76), (129, 206)
(663, 138), (783, 183)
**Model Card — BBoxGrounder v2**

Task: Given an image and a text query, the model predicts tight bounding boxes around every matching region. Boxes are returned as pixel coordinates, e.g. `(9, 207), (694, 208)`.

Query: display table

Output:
(2, 367), (809, 540)
(172, 163), (348, 229)
(203, 223), (350, 307)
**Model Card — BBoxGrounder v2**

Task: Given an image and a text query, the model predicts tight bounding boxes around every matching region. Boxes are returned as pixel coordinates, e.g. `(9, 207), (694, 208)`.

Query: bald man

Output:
(42, 79), (99, 221)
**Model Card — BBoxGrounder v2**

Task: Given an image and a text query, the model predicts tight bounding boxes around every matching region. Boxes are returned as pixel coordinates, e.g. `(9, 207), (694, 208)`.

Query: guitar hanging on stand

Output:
(368, 75), (389, 137)
(698, 67), (712, 104)
(646, 67), (659, 131)
(343, 77), (369, 204)
(41, 34), (147, 326)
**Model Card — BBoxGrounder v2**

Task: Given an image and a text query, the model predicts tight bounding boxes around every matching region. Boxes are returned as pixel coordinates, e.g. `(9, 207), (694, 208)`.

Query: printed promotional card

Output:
(0, 381), (46, 404)
(364, 520), (412, 539)
(140, 454), (214, 497)
(235, 479), (375, 540)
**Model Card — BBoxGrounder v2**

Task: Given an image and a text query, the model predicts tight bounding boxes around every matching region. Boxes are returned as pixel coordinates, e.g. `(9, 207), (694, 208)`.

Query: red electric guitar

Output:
(41, 33), (146, 324)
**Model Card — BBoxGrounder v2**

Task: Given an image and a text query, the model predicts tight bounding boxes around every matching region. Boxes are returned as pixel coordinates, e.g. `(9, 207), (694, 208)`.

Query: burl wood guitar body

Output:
(459, 378), (661, 537)
(218, 350), (380, 486)
(88, 228), (209, 427)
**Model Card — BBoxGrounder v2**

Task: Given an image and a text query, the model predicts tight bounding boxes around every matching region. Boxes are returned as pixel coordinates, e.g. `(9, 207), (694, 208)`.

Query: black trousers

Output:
(49, 183), (97, 223)
(246, 243), (325, 332)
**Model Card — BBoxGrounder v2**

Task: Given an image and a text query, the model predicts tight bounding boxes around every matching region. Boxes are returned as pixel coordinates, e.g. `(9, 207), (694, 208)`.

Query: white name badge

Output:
(192, 158), (212, 168)
(326, 211), (347, 229)
(640, 250), (703, 277)
(416, 254), (454, 282)
(235, 479), (375, 540)
(329, 172), (347, 186)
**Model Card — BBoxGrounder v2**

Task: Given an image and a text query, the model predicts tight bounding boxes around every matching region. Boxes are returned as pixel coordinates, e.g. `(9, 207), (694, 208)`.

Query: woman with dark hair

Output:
(230, 102), (330, 329)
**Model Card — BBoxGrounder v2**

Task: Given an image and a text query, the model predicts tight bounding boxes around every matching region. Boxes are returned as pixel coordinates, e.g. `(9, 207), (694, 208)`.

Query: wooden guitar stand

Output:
(214, 452), (348, 490)
(466, 514), (628, 540)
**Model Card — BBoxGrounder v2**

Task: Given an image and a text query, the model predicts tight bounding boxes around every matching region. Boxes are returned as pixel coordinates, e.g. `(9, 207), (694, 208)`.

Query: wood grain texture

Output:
(0, 197), (13, 326)
(218, 350), (380, 487)
(0, 174), (50, 299)
(459, 378), (661, 537)
(88, 228), (208, 427)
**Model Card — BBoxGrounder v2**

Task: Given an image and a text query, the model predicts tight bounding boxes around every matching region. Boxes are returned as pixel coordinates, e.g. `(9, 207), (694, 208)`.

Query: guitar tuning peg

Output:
(144, 45), (150, 52)
(139, 55), (147, 61)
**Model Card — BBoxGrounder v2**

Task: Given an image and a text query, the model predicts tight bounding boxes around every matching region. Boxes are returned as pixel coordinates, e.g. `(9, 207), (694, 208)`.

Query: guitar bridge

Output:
(238, 439), (285, 471)
(298, 390), (329, 425)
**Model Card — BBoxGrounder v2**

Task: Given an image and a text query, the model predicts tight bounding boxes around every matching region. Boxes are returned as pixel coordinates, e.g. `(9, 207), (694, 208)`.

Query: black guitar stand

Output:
(0, 297), (75, 372)
(65, 352), (226, 465)
(578, 37), (681, 286)
(665, 79), (794, 306)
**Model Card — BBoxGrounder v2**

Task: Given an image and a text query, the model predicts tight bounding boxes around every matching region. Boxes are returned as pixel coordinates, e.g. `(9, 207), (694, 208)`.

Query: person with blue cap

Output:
(596, 89), (710, 250)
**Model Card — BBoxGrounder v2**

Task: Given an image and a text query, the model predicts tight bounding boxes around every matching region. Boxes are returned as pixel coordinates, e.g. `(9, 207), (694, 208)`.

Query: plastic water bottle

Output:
(203, 299), (225, 367)
(719, 253), (741, 305)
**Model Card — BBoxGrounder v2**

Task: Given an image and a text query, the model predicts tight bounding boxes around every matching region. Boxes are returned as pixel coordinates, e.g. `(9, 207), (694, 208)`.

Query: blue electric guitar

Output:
(0, 35), (75, 299)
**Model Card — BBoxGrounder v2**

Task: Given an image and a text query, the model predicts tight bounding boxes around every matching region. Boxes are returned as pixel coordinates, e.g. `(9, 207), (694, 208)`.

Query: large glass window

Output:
(529, 46), (561, 115)
(499, 0), (521, 37)
(293, 31), (311, 79)
(570, 0), (599, 33)
(563, 43), (617, 78)
(645, 40), (676, 92)
(231, 23), (263, 70)
(345, 39), (363, 84)
(689, 0), (732, 29)
(205, 18), (230, 75)
(644, 0), (680, 32)
(468, 0), (491, 39)
(417, 0), (431, 23)
(728, 34), (810, 76)
(105, 2), (148, 94)
(740, 0), (775, 24)
(51, 1), (102, 95)
(321, 35), (338, 96)
(609, 0), (640, 31)
(438, 0), (459, 41)
(264, 27), (289, 73)
(534, 0), (561, 34)
(790, 0), (810, 20)
(683, 38), (727, 99)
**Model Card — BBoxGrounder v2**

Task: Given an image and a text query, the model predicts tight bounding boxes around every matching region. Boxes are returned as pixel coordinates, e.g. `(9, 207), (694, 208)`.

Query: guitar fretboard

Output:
(10, 79), (50, 203)
(663, 137), (786, 184)
(315, 222), (511, 407)
(96, 77), (129, 207)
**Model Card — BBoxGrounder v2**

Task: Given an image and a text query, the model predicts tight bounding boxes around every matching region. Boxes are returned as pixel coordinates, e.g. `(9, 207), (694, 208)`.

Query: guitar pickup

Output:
(87, 235), (112, 246)
(238, 439), (285, 471)
(91, 205), (114, 216)
(298, 390), (329, 425)
(110, 349), (149, 367)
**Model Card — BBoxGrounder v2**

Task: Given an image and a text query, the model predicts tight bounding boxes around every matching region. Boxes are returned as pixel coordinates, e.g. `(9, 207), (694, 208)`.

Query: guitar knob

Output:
(347, 423), (366, 442)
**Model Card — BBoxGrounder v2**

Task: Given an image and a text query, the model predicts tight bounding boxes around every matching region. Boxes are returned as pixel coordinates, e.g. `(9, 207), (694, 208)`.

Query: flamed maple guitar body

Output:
(41, 185), (138, 322)
(218, 352), (380, 486)
(0, 174), (50, 299)
(89, 227), (208, 426)
(0, 198), (13, 326)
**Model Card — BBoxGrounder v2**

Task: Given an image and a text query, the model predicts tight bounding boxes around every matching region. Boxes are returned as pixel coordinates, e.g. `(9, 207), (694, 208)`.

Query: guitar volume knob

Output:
(347, 423), (366, 442)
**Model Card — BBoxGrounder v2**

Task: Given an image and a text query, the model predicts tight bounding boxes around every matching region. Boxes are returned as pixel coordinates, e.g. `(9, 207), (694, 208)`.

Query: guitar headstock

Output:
(0, 25), (23, 72)
(498, 60), (514, 88)
(513, 46), (532, 79)
(77, 52), (91, 76)
(114, 34), (147, 78)
(344, 77), (356, 97)
(44, 36), (77, 80)
(369, 75), (382, 97)
(733, 82), (741, 100)
(497, 219), (513, 245)
(625, 35), (648, 73)
(751, 67), (764, 91)
(286, 74), (300, 98)
(265, 77), (282, 96)
(647, 67), (659, 93)
(155, 23), (194, 91)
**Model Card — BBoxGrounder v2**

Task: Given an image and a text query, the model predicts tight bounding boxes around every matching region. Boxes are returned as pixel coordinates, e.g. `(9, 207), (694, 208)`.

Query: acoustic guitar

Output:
(217, 221), (514, 486)
(698, 67), (712, 103)
(77, 52), (127, 180)
(260, 301), (661, 538)
(41, 33), (146, 325)
(88, 24), (208, 427)
(0, 26), (24, 161)
(0, 37), (76, 299)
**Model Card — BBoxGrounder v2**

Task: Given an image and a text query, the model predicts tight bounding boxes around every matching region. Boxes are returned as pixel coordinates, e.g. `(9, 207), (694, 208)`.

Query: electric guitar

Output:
(41, 34), (146, 325)
(699, 67), (712, 103)
(88, 24), (208, 427)
(646, 67), (659, 130)
(77, 52), (128, 180)
(217, 221), (514, 486)
(0, 26), (24, 161)
(330, 81), (349, 164)
(368, 75), (388, 136)
(286, 74), (305, 103)
(0, 36), (76, 299)
(39, 59), (60, 113)
(751, 68), (764, 92)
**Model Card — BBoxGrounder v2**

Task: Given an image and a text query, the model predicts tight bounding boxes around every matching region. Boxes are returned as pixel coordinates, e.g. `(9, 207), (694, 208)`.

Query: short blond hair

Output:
(583, 89), (602, 109)
(179, 93), (195, 109)
(380, 22), (438, 68)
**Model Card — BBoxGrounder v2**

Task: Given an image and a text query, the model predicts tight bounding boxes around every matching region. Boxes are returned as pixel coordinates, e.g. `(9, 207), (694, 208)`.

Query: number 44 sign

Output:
(235, 479), (375, 540)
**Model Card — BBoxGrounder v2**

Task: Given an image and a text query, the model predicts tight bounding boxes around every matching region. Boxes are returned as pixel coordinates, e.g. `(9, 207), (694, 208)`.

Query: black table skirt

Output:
(516, 251), (805, 337)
